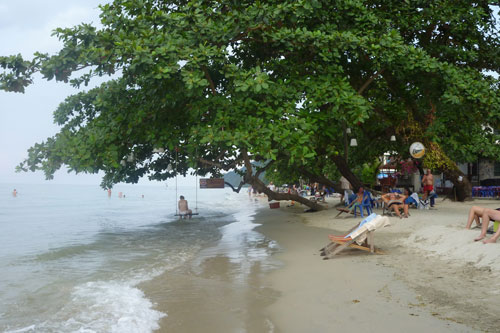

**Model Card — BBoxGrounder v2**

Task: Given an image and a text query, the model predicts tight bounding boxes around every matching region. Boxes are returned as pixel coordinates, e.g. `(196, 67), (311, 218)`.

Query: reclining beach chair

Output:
(320, 213), (390, 259)
(382, 201), (403, 216)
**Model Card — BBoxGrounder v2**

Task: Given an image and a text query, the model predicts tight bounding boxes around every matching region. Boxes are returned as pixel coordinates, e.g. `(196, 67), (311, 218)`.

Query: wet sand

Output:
(139, 204), (280, 332)
(142, 196), (500, 332)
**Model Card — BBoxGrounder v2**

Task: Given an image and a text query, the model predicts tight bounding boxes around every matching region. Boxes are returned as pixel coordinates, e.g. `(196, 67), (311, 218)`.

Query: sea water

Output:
(0, 183), (276, 332)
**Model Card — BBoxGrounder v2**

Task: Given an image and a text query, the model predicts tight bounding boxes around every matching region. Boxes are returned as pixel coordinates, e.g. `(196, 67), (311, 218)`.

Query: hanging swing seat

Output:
(174, 213), (200, 217)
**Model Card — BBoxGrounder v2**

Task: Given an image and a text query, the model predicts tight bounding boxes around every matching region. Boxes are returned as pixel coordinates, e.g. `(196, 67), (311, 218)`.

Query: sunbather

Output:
(472, 207), (500, 243)
(381, 192), (408, 219)
(465, 206), (500, 229)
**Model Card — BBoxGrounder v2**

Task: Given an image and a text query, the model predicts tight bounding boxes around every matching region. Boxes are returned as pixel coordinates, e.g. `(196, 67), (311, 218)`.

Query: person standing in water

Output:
(12, 189), (17, 197)
(178, 195), (193, 219)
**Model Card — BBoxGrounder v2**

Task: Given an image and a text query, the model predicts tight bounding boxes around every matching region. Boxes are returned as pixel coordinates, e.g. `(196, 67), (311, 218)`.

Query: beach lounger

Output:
(335, 206), (352, 218)
(321, 213), (376, 255)
(320, 214), (390, 259)
(382, 200), (406, 217)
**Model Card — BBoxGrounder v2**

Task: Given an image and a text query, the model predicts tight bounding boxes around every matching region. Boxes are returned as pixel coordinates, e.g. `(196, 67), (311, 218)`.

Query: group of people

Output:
(339, 172), (500, 243)
(340, 186), (414, 219)
(285, 183), (331, 199)
(339, 169), (436, 219)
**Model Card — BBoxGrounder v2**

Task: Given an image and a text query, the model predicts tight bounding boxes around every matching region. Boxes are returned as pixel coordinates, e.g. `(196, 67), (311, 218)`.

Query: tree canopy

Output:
(2, 0), (500, 206)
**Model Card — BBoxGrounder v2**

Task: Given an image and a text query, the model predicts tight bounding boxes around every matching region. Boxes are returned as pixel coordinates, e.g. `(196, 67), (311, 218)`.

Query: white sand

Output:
(256, 197), (500, 332)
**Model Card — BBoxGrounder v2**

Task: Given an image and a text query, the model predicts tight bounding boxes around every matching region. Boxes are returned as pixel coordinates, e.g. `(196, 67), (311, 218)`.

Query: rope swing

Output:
(195, 148), (198, 213)
(175, 148), (178, 215)
(174, 147), (199, 217)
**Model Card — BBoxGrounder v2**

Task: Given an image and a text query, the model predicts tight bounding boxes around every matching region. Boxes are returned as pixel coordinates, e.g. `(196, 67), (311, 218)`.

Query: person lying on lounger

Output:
(381, 192), (408, 219)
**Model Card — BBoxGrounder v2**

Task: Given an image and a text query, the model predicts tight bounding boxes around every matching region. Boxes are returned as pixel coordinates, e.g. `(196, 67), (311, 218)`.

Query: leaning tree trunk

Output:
(241, 151), (327, 211)
(331, 155), (363, 190)
(249, 176), (327, 211)
(297, 167), (343, 193)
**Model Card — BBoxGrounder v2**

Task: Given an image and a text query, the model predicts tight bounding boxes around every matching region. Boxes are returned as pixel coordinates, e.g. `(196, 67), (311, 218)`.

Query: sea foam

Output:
(67, 280), (166, 333)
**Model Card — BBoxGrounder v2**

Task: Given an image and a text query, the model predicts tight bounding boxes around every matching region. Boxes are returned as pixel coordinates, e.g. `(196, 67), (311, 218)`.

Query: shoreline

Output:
(140, 195), (500, 332)
(255, 196), (500, 332)
(139, 200), (280, 332)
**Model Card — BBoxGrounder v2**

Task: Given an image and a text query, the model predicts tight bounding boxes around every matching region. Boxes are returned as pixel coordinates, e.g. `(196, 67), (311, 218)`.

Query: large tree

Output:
(2, 0), (500, 207)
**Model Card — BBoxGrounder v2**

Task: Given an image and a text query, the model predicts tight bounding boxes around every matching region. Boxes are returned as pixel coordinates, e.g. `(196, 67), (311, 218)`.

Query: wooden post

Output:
(368, 231), (374, 253)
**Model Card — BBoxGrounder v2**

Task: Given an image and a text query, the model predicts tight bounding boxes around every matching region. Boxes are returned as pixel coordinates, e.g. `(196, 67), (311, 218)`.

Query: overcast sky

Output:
(0, 0), (106, 186)
(0, 1), (194, 187)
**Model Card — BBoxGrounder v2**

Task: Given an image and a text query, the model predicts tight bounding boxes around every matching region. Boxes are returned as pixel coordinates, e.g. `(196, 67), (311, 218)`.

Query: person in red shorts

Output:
(421, 169), (435, 207)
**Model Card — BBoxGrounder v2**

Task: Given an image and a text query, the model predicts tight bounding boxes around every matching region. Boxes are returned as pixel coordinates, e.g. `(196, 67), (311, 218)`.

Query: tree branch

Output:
(224, 180), (245, 193)
(198, 157), (241, 170)
(242, 149), (253, 179)
(202, 66), (217, 95)
(255, 159), (274, 177)
(249, 173), (327, 211)
(357, 69), (385, 95)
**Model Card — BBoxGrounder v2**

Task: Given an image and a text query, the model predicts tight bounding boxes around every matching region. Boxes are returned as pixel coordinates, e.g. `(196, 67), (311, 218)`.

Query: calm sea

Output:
(0, 183), (275, 332)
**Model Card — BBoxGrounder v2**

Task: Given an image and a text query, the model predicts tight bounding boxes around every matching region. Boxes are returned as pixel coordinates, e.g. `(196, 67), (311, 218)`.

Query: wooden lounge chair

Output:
(334, 206), (352, 218)
(320, 214), (390, 259)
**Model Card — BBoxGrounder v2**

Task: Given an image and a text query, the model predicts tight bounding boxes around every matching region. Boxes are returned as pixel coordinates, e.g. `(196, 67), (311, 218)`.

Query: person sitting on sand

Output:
(381, 192), (408, 219)
(465, 206), (500, 229)
(471, 207), (500, 243)
(178, 195), (193, 219)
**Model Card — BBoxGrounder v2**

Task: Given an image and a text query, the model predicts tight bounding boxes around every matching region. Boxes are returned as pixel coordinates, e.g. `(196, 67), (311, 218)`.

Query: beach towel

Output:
(410, 193), (420, 208)
(349, 215), (391, 245)
(345, 213), (377, 239)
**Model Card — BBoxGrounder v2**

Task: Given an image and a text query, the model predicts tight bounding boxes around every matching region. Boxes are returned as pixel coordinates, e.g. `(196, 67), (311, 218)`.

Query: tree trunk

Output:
(441, 167), (472, 201)
(331, 155), (363, 190)
(297, 167), (343, 193)
(240, 151), (327, 211)
(249, 176), (327, 211)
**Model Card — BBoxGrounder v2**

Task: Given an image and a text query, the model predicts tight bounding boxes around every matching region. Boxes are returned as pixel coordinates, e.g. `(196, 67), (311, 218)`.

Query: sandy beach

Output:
(140, 195), (500, 332)
(257, 196), (500, 332)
